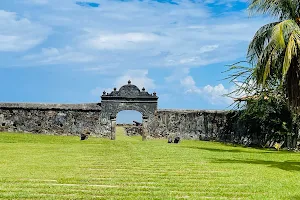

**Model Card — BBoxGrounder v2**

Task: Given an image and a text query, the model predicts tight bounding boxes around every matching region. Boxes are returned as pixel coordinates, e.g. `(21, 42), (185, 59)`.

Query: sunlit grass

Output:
(0, 127), (300, 199)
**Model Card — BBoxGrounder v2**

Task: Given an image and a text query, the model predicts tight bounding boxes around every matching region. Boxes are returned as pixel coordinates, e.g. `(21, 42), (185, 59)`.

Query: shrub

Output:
(237, 96), (293, 147)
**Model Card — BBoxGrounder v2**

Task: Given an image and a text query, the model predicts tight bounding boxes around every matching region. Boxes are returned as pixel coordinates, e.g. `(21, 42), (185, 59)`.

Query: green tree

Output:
(224, 64), (295, 148)
(247, 0), (300, 110)
(238, 95), (293, 147)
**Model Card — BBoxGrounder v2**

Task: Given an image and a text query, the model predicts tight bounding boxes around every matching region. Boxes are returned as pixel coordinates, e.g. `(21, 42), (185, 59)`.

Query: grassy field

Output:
(0, 127), (300, 200)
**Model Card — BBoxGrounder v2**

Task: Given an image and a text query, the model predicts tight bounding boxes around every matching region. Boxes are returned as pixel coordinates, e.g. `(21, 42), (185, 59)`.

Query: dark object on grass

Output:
(133, 120), (142, 126)
(168, 138), (173, 143)
(81, 131), (90, 140)
(174, 136), (180, 143)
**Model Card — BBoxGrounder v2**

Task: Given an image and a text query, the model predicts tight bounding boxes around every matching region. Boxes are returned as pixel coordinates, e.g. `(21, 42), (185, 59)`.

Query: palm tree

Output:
(247, 0), (300, 111)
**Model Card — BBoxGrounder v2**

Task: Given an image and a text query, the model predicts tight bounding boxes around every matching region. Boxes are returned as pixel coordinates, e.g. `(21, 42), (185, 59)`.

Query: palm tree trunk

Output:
(286, 57), (300, 111)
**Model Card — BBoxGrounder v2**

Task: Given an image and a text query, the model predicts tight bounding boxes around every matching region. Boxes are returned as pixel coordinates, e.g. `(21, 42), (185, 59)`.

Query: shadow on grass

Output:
(179, 146), (278, 154)
(288, 195), (300, 200)
(211, 159), (300, 171)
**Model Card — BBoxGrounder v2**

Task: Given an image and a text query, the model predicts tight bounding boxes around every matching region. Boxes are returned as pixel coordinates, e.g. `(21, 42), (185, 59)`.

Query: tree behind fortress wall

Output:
(247, 0), (300, 112)
(223, 0), (300, 147)
(224, 63), (298, 148)
(237, 96), (294, 147)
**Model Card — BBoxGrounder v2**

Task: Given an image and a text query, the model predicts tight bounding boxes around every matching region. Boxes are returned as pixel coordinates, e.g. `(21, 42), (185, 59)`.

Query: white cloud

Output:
(81, 66), (119, 75)
(165, 68), (190, 82)
(180, 75), (234, 105)
(0, 10), (50, 52)
(179, 74), (256, 105)
(169, 8), (210, 18)
(90, 69), (155, 97)
(180, 76), (202, 94)
(202, 84), (233, 104)
(84, 32), (160, 50)
(198, 45), (219, 53)
(115, 70), (155, 90)
(0, 0), (272, 110)
(181, 76), (196, 88)
(23, 47), (95, 64)
(10, 0), (270, 69)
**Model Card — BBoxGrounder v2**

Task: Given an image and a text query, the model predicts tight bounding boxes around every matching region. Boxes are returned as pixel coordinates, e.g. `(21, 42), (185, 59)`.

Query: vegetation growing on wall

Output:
(247, 0), (300, 112)
(224, 0), (300, 148)
(225, 64), (296, 148)
(237, 96), (293, 147)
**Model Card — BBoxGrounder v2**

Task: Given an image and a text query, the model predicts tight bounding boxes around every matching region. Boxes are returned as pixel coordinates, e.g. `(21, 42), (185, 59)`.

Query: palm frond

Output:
(272, 21), (286, 49)
(283, 30), (300, 78)
(250, 20), (299, 87)
(245, 0), (300, 112)
(263, 53), (271, 85)
(248, 0), (298, 19)
(247, 22), (278, 64)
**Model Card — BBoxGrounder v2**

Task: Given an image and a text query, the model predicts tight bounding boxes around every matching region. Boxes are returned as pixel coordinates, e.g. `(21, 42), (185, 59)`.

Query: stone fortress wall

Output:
(0, 103), (111, 138)
(149, 109), (233, 141)
(0, 81), (260, 145)
(0, 102), (236, 142)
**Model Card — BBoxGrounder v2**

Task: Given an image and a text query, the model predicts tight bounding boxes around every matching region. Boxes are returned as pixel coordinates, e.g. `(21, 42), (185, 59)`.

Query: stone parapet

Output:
(157, 109), (231, 114)
(0, 103), (110, 137)
(0, 103), (101, 111)
(149, 109), (235, 141)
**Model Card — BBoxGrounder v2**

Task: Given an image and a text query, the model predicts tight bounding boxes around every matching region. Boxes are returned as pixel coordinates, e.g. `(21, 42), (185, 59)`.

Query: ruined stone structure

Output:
(100, 80), (158, 140)
(0, 81), (252, 144)
(0, 103), (108, 137)
(124, 126), (143, 136)
(0, 81), (157, 139)
(149, 109), (231, 140)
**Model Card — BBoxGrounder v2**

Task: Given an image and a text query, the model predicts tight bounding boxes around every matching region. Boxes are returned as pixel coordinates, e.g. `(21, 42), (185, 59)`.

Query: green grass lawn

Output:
(0, 127), (300, 200)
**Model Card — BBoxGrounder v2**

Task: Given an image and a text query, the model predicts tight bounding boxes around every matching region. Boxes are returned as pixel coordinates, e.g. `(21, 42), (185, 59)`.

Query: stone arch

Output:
(112, 105), (150, 119)
(116, 110), (143, 124)
(100, 80), (158, 140)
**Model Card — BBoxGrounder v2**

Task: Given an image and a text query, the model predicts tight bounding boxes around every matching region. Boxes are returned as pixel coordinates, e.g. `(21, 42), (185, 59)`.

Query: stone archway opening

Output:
(116, 110), (143, 140)
(100, 80), (158, 140)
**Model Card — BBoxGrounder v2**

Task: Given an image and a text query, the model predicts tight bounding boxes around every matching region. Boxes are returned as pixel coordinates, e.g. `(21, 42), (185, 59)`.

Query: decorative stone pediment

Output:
(119, 84), (140, 97)
(100, 80), (158, 139)
(101, 80), (158, 101)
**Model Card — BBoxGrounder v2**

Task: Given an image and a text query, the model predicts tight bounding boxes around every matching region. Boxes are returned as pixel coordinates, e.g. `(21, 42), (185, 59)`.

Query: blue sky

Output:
(0, 0), (270, 122)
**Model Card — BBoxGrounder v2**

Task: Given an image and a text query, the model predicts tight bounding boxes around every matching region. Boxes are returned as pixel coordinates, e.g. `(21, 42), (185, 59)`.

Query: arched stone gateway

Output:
(2, 80), (294, 147)
(100, 80), (158, 140)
